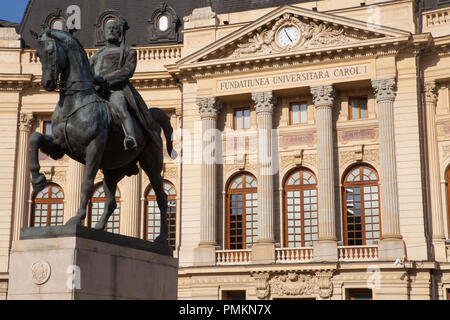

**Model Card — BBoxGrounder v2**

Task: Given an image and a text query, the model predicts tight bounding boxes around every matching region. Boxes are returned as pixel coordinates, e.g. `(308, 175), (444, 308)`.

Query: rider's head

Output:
(105, 20), (121, 43)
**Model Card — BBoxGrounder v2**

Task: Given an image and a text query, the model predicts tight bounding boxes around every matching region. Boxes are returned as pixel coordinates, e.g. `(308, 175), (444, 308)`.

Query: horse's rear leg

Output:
(94, 169), (124, 231)
(139, 149), (168, 244)
(29, 132), (64, 193)
(66, 133), (107, 226)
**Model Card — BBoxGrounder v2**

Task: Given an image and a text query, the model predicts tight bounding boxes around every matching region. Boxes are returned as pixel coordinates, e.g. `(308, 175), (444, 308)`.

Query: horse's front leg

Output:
(66, 131), (107, 226)
(29, 132), (64, 193)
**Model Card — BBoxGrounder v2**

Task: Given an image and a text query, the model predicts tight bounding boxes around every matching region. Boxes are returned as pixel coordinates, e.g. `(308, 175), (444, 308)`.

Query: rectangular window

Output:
(43, 121), (52, 135)
(347, 289), (372, 300)
(349, 97), (368, 120)
(290, 102), (307, 125)
(234, 109), (250, 130)
(222, 290), (246, 300)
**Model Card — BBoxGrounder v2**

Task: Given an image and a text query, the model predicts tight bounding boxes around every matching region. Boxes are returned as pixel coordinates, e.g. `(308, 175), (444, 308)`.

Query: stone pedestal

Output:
(7, 225), (178, 300)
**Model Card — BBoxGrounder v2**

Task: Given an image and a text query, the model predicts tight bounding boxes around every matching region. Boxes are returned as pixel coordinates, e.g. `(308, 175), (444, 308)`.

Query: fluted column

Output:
(122, 169), (141, 237)
(424, 81), (446, 260)
(372, 78), (405, 260)
(65, 159), (84, 223)
(12, 113), (33, 240)
(252, 91), (276, 243)
(310, 85), (338, 261)
(194, 97), (222, 266)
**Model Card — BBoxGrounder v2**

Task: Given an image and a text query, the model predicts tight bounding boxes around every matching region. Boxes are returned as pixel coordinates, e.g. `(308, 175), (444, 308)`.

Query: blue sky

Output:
(0, 0), (29, 23)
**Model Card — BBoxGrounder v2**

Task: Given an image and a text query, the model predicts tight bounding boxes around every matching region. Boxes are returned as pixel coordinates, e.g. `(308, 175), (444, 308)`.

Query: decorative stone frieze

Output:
(252, 270), (334, 300)
(231, 13), (356, 58)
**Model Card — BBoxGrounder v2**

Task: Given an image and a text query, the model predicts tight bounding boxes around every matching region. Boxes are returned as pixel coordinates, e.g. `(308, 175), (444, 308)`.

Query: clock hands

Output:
(283, 29), (294, 44)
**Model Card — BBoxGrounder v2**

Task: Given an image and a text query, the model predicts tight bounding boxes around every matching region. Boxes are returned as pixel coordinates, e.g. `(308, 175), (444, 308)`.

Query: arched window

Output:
(226, 173), (258, 250)
(88, 185), (121, 234)
(31, 184), (64, 227)
(145, 181), (177, 249)
(283, 169), (318, 247)
(343, 165), (381, 245)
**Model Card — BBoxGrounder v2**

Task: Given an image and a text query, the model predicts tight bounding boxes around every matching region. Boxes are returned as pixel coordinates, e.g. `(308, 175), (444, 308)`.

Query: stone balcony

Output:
(21, 44), (183, 75)
(423, 7), (450, 37)
(215, 244), (379, 266)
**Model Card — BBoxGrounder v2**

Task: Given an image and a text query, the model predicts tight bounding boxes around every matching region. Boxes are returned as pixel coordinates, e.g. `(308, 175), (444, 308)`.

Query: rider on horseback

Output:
(90, 20), (161, 151)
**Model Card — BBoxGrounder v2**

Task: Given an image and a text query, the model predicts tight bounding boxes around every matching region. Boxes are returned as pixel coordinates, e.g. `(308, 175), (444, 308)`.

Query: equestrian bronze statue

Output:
(30, 26), (176, 245)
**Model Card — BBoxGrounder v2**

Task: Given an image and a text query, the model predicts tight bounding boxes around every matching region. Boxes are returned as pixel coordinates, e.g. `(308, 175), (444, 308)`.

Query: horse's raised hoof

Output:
(65, 216), (82, 226)
(31, 174), (47, 193)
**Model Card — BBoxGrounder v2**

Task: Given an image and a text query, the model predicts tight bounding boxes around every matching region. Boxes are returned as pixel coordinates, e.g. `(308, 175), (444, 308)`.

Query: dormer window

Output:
(157, 14), (169, 32)
(43, 8), (68, 31)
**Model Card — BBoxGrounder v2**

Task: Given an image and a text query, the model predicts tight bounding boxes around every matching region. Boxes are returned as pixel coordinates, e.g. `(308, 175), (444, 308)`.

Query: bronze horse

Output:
(30, 29), (175, 244)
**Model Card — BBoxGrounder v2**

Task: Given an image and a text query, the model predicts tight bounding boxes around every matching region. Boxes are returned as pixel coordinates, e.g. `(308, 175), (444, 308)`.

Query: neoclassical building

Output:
(0, 0), (450, 300)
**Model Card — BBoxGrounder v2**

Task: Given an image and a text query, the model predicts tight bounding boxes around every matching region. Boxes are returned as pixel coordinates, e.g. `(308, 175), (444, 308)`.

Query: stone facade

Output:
(1, 0), (450, 300)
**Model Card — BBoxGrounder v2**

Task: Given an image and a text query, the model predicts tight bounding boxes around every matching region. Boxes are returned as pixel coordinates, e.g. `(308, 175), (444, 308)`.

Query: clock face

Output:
(277, 26), (300, 47)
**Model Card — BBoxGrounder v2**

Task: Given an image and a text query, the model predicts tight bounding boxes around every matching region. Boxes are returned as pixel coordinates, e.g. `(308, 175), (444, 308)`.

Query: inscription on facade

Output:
(217, 64), (371, 93)
(341, 129), (376, 142)
(281, 134), (314, 146)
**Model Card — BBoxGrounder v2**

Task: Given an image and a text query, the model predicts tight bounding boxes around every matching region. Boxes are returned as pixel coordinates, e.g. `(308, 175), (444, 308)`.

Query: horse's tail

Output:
(149, 108), (177, 160)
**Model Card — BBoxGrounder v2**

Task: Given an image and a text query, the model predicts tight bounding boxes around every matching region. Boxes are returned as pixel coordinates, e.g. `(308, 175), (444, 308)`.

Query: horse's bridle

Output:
(38, 38), (58, 85)
(38, 37), (93, 96)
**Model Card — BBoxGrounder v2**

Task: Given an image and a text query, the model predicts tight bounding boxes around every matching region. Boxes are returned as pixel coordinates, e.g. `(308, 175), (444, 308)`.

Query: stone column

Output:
(372, 78), (406, 260)
(310, 85), (338, 261)
(424, 81), (446, 260)
(194, 97), (222, 266)
(12, 113), (34, 240)
(121, 169), (141, 238)
(64, 159), (84, 223)
(251, 91), (277, 264)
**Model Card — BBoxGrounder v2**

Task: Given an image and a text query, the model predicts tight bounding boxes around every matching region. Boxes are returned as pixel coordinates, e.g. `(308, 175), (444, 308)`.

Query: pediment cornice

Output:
(171, 5), (417, 76)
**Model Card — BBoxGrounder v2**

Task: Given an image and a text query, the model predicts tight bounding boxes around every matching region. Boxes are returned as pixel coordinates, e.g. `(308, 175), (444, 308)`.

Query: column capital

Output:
(251, 91), (277, 114)
(371, 78), (397, 103)
(423, 81), (440, 105)
(310, 85), (335, 107)
(197, 97), (222, 120)
(18, 112), (34, 132)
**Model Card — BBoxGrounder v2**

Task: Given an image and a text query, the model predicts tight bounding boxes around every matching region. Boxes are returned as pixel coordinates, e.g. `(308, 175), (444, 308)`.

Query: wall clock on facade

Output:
(276, 25), (300, 47)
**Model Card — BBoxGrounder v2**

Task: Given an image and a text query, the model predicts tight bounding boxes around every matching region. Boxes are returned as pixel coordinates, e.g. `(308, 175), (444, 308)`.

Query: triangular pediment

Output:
(176, 5), (411, 66)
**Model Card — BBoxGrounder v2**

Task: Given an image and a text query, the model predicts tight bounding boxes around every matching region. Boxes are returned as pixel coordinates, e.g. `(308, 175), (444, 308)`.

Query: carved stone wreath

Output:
(231, 13), (355, 58)
(31, 261), (51, 285)
(252, 270), (334, 299)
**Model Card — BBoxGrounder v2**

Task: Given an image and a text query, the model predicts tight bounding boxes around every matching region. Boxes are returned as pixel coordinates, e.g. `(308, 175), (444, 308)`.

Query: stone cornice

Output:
(168, 38), (409, 79)
(130, 72), (178, 89)
(0, 74), (33, 91)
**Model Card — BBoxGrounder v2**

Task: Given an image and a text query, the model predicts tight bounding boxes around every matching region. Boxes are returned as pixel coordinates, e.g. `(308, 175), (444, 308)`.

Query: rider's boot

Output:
(121, 119), (138, 151)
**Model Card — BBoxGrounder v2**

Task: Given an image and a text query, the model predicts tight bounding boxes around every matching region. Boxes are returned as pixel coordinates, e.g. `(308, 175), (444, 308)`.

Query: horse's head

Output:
(36, 30), (68, 91)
